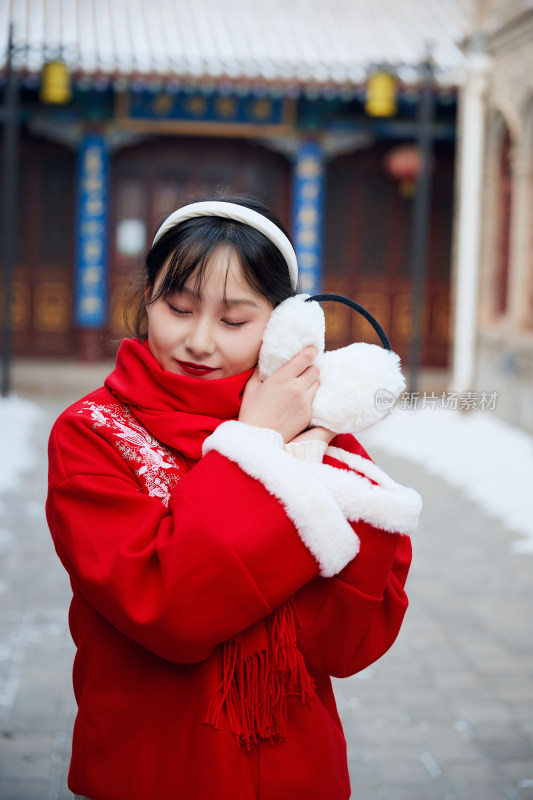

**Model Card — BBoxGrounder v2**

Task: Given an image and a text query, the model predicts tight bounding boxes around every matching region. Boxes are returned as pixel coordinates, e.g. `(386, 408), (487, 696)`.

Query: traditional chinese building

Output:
(0, 0), (472, 367)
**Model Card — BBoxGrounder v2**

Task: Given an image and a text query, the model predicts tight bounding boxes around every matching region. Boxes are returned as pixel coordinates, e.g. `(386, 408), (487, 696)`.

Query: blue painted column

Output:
(292, 140), (325, 294)
(74, 134), (109, 329)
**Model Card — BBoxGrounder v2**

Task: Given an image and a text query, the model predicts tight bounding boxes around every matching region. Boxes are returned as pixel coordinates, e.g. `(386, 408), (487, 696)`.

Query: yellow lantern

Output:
(40, 60), (72, 104)
(365, 72), (396, 117)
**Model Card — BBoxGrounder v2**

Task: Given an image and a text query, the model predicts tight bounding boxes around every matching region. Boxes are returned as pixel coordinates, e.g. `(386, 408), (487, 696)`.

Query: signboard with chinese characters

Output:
(75, 135), (109, 327)
(116, 90), (295, 137)
(292, 141), (325, 295)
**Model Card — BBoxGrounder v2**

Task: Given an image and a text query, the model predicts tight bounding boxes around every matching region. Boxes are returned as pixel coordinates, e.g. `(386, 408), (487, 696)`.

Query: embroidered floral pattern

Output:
(79, 402), (183, 506)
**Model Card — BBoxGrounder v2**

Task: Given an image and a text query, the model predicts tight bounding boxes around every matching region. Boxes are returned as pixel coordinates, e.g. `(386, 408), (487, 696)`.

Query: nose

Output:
(185, 317), (216, 357)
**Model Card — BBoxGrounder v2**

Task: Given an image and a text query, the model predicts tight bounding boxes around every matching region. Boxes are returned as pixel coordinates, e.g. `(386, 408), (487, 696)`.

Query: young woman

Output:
(47, 196), (418, 800)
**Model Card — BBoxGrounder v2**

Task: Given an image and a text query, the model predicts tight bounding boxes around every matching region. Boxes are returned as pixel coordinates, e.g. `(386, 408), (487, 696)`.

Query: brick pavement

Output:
(1, 383), (532, 800)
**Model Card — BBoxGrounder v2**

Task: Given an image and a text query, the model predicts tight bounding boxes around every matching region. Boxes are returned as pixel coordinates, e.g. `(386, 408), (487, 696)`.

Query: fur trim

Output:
(258, 294), (325, 381)
(311, 445), (423, 534)
(312, 344), (405, 435)
(203, 421), (359, 577)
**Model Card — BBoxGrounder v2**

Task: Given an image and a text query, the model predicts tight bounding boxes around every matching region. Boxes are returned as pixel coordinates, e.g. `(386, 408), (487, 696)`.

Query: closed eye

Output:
(222, 319), (246, 328)
(167, 303), (191, 315)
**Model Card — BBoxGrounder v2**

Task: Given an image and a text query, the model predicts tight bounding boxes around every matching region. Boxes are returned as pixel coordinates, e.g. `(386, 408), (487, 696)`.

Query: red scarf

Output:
(105, 337), (253, 466)
(106, 338), (315, 748)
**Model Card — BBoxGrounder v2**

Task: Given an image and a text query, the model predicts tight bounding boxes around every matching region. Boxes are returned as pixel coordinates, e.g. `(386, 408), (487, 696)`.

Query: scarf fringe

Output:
(204, 598), (315, 750)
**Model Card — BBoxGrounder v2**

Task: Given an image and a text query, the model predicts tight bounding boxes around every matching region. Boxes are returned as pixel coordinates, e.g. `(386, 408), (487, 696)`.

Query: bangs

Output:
(149, 221), (231, 303)
(149, 219), (281, 306)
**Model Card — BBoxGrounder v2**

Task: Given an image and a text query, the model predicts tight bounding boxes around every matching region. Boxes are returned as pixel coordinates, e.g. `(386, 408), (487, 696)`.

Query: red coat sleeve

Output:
(292, 525), (411, 678)
(46, 410), (359, 665)
(288, 433), (416, 678)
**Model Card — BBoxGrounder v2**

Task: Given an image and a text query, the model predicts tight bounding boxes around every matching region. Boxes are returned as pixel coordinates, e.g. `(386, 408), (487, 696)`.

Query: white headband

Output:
(152, 201), (299, 289)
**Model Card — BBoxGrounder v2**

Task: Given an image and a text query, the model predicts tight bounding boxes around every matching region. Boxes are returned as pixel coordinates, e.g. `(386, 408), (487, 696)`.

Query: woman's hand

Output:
(239, 346), (320, 443)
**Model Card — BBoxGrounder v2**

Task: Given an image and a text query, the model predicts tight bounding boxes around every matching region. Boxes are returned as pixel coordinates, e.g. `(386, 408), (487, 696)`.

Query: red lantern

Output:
(384, 144), (422, 197)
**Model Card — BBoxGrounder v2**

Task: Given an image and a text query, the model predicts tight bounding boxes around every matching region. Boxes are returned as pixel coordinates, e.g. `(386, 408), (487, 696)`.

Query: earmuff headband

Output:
(306, 293), (392, 351)
(152, 201), (299, 290)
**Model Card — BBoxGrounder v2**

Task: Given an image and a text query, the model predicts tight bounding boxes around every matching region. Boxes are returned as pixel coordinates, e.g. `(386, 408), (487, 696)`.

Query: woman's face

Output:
(146, 246), (274, 379)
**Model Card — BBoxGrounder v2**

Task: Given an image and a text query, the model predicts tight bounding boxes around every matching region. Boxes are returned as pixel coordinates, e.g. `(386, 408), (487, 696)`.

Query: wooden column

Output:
(292, 140), (325, 294)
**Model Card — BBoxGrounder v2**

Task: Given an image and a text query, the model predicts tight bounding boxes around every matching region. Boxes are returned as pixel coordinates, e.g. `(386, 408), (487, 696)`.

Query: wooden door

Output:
(322, 141), (454, 367)
(495, 129), (512, 316)
(1, 133), (76, 356)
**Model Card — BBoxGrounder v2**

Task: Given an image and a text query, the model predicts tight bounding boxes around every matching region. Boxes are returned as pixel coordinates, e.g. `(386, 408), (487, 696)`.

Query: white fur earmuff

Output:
(258, 294), (405, 436)
(258, 294), (325, 379)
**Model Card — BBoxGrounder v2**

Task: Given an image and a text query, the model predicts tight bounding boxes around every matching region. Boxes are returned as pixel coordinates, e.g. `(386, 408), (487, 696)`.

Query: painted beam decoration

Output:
(116, 90), (293, 135)
(129, 90), (283, 123)
(292, 141), (325, 294)
(75, 135), (109, 327)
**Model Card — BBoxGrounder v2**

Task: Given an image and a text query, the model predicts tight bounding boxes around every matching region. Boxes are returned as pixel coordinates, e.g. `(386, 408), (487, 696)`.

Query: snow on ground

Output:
(0, 396), (44, 496)
(359, 406), (533, 554)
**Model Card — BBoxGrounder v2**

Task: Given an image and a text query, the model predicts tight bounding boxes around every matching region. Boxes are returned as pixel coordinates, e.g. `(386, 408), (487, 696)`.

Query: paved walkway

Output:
(1, 381), (532, 800)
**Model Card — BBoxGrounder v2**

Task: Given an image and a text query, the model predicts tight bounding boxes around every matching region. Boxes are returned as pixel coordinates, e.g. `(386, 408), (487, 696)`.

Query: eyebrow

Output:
(178, 286), (260, 309)
(222, 298), (261, 309)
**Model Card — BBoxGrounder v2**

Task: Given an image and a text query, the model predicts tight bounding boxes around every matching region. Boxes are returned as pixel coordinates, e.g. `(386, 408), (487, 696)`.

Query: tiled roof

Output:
(1, 0), (475, 90)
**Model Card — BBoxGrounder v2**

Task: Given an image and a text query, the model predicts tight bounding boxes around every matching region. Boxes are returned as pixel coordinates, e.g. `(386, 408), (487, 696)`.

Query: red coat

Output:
(46, 338), (420, 800)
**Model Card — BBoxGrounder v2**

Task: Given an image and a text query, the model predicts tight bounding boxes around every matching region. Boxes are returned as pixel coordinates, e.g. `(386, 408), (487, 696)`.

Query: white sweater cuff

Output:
(247, 426), (284, 447)
(284, 439), (328, 462)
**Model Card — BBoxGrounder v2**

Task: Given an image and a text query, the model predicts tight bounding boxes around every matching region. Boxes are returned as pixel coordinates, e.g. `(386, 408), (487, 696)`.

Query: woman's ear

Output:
(258, 294), (325, 380)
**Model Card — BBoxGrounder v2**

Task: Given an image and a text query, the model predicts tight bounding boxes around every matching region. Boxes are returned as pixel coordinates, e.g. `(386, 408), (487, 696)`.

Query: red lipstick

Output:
(177, 360), (219, 377)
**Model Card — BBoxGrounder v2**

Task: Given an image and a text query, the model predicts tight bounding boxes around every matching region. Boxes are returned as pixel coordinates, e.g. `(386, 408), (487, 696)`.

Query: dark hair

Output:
(127, 194), (296, 338)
